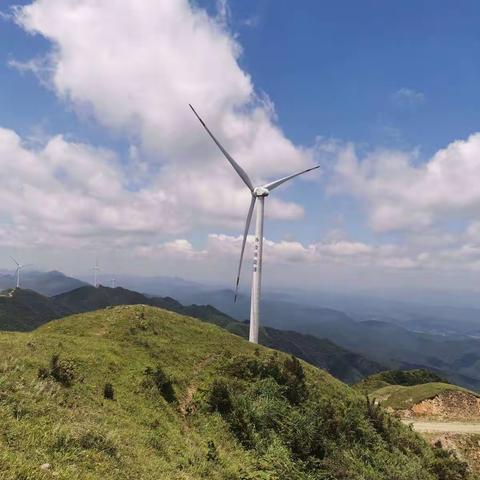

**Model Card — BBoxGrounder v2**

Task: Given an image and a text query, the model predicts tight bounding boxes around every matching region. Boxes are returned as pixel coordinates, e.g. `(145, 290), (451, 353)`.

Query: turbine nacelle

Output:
(253, 186), (269, 197)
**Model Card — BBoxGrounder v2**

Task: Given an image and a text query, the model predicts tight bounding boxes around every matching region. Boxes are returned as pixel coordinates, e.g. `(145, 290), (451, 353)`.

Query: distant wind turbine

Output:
(9, 256), (31, 289)
(190, 105), (319, 344)
(93, 258), (100, 288)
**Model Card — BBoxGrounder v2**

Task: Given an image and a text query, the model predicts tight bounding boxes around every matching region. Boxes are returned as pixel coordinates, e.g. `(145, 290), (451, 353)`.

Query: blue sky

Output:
(1, 0), (480, 293)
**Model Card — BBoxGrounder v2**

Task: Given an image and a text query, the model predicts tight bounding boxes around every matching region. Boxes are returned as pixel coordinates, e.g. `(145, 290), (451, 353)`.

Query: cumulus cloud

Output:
(0, 128), (188, 248)
(11, 0), (315, 236)
(331, 133), (480, 233)
(180, 234), (422, 270)
(136, 233), (480, 275)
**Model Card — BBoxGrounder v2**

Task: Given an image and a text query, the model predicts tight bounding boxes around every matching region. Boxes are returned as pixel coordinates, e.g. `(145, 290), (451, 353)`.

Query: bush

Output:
(50, 354), (76, 387)
(281, 355), (307, 405)
(226, 354), (307, 405)
(38, 354), (76, 387)
(103, 383), (115, 400)
(143, 366), (176, 403)
(208, 379), (232, 414)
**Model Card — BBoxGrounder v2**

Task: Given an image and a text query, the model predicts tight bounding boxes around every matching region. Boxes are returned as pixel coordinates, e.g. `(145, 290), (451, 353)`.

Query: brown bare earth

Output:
(401, 390), (480, 421)
(400, 390), (480, 473)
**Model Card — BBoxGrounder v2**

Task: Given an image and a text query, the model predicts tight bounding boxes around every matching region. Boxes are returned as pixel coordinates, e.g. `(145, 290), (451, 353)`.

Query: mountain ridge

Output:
(0, 285), (385, 384)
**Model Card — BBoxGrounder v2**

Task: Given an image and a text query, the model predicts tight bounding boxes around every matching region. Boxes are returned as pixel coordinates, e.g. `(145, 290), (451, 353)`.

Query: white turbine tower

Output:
(190, 105), (319, 344)
(9, 256), (30, 289)
(93, 259), (100, 288)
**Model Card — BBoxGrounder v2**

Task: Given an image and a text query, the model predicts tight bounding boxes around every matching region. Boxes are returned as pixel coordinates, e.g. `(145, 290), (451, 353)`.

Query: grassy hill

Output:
(355, 369), (478, 412)
(0, 285), (385, 384)
(355, 369), (449, 394)
(0, 305), (472, 479)
(369, 382), (477, 410)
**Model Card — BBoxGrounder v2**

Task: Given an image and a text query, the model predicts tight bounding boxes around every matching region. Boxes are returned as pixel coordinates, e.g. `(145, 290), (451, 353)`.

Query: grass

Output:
(0, 305), (475, 479)
(371, 382), (478, 410)
(354, 369), (448, 395)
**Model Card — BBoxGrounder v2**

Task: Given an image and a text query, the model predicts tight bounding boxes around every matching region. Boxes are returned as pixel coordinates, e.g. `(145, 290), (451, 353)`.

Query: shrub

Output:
(143, 366), (176, 403)
(50, 354), (76, 387)
(38, 354), (76, 387)
(281, 355), (307, 405)
(103, 383), (115, 400)
(208, 379), (232, 414)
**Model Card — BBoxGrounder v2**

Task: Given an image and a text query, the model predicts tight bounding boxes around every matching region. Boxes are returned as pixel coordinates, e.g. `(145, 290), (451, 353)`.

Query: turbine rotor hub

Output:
(253, 186), (269, 197)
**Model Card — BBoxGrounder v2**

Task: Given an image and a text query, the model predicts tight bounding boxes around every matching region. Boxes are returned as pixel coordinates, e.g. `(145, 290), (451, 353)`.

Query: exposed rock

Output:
(410, 390), (480, 420)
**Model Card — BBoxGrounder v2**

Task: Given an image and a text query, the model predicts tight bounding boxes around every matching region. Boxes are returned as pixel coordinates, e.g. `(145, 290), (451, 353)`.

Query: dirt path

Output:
(403, 420), (480, 434)
(178, 355), (215, 417)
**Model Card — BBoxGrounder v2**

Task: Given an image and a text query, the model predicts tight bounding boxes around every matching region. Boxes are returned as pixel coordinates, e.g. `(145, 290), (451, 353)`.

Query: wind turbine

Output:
(9, 256), (31, 289)
(93, 258), (100, 288)
(190, 105), (319, 344)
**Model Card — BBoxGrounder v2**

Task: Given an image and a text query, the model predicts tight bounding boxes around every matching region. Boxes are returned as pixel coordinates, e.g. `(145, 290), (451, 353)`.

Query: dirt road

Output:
(402, 420), (480, 434)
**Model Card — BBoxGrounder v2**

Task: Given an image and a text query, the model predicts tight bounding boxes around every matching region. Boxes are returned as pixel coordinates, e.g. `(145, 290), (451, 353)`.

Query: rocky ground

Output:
(400, 390), (480, 473)
(400, 390), (480, 421)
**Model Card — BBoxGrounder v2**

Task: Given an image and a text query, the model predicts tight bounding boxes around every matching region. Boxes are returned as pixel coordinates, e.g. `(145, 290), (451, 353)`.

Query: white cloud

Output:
(190, 234), (422, 270)
(12, 0), (315, 236)
(0, 128), (189, 248)
(393, 87), (425, 108)
(331, 133), (480, 233)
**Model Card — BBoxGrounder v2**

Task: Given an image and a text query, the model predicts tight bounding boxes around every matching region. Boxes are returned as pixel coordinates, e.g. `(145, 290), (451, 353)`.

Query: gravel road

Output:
(402, 420), (480, 433)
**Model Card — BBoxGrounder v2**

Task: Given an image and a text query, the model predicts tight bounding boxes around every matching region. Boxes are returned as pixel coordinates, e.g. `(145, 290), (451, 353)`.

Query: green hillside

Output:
(355, 369), (448, 394)
(0, 306), (472, 479)
(0, 288), (70, 331)
(0, 285), (385, 384)
(370, 382), (478, 410)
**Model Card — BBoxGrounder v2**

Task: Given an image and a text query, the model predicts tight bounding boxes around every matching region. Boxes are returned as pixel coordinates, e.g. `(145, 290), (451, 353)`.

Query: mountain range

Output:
(0, 285), (384, 384)
(3, 270), (480, 391)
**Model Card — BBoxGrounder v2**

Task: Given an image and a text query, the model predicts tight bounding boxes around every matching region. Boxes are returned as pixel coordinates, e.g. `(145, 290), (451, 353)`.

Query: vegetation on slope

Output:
(0, 285), (384, 384)
(370, 383), (478, 411)
(355, 369), (448, 394)
(0, 288), (70, 331)
(0, 306), (473, 479)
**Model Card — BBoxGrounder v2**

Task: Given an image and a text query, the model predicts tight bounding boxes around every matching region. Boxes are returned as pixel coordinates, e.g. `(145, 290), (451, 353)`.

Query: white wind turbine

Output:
(9, 256), (31, 289)
(93, 258), (100, 288)
(190, 105), (319, 344)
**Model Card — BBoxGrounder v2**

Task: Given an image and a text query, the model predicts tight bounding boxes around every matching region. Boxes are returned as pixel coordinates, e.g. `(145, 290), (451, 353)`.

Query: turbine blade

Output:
(189, 104), (254, 192)
(234, 195), (256, 302)
(262, 165), (320, 191)
(9, 255), (19, 266)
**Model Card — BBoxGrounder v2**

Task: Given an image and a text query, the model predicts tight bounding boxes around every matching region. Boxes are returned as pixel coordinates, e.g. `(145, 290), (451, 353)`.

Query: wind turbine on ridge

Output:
(190, 105), (319, 344)
(93, 258), (100, 288)
(9, 256), (31, 289)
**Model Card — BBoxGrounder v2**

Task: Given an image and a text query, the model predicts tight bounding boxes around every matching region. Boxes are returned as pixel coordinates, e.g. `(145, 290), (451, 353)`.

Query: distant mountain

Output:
(263, 312), (480, 391)
(0, 288), (71, 331)
(0, 284), (385, 384)
(86, 274), (208, 299)
(0, 270), (87, 296)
